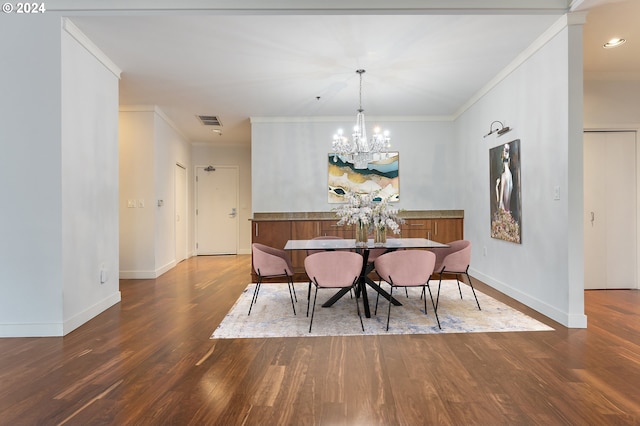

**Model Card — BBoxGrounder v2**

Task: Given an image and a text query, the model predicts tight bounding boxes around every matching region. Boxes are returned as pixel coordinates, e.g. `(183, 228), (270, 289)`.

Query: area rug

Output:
(211, 281), (554, 338)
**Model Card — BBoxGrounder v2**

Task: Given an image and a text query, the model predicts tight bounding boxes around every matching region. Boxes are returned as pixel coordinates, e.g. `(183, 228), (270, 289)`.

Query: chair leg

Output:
(353, 284), (364, 332)
(249, 277), (262, 316)
(425, 282), (441, 329)
(421, 285), (428, 314)
(309, 286), (318, 333)
(287, 272), (297, 302)
(306, 281), (312, 317)
(386, 285), (394, 331)
(435, 272), (444, 312)
(455, 274), (463, 300)
(374, 281), (382, 315)
(286, 276), (296, 315)
(465, 270), (481, 310)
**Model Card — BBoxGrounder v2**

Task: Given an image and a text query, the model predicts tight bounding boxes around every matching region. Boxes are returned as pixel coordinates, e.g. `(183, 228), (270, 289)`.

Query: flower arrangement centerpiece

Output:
(370, 193), (403, 245)
(334, 191), (375, 246)
(334, 190), (404, 246)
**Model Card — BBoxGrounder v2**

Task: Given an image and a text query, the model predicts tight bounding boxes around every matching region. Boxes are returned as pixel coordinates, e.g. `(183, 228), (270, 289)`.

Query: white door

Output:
(195, 166), (238, 255)
(175, 164), (187, 263)
(584, 131), (637, 289)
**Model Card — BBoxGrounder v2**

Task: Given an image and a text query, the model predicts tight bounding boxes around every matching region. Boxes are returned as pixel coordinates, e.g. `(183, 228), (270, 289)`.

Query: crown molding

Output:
(47, 0), (569, 14)
(120, 105), (191, 142)
(250, 115), (454, 124)
(454, 12), (585, 118)
(62, 18), (121, 79)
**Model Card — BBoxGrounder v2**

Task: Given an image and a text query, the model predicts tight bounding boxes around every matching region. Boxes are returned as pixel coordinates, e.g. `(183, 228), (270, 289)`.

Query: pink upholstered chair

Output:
(367, 246), (409, 298)
(250, 243), (297, 316)
(433, 240), (480, 311)
(306, 236), (344, 306)
(304, 251), (364, 333)
(374, 250), (440, 330)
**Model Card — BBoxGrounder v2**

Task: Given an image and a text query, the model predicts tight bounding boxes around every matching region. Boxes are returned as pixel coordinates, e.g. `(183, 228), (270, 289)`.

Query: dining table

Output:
(284, 237), (449, 318)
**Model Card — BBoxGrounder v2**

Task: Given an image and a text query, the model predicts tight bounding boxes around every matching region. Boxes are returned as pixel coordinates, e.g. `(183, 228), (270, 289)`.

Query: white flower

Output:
(334, 190), (404, 234)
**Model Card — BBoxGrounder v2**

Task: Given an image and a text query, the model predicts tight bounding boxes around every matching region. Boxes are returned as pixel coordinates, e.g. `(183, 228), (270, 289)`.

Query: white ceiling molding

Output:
(62, 18), (121, 79)
(569, 0), (621, 11)
(48, 0), (570, 14)
(249, 115), (454, 124)
(119, 105), (156, 112)
(453, 12), (587, 118)
(58, 1), (635, 146)
(120, 105), (190, 142)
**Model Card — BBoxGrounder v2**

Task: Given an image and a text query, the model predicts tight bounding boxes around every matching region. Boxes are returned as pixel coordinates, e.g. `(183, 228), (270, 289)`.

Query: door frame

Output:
(175, 162), (188, 263)
(194, 164), (240, 255)
(584, 128), (639, 289)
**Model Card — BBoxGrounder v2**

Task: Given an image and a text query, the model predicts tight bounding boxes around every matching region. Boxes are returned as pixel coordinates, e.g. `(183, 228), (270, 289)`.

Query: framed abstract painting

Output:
(328, 153), (399, 203)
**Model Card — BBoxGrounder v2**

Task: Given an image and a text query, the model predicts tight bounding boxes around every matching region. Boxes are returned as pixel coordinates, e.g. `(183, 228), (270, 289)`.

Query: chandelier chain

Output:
(358, 69), (364, 112)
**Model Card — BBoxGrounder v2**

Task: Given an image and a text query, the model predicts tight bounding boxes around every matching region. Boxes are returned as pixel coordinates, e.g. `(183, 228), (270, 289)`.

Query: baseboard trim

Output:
(155, 260), (176, 278)
(0, 322), (63, 338)
(120, 260), (177, 279)
(63, 291), (121, 335)
(0, 291), (121, 337)
(119, 270), (158, 279)
(469, 267), (587, 328)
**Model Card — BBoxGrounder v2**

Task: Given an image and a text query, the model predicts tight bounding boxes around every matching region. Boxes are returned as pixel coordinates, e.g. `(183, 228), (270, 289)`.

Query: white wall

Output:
(584, 79), (640, 127)
(457, 16), (586, 327)
(119, 107), (192, 278)
(119, 111), (156, 276)
(192, 144), (252, 254)
(61, 24), (121, 334)
(0, 16), (122, 336)
(154, 111), (192, 269)
(251, 119), (457, 213)
(0, 16), (64, 336)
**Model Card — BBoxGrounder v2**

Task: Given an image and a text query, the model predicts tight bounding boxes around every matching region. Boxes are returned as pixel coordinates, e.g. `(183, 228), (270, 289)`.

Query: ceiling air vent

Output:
(197, 115), (222, 126)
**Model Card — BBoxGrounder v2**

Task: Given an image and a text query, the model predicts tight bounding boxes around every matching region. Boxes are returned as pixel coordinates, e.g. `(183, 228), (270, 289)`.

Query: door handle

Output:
(590, 211), (595, 227)
(229, 207), (237, 218)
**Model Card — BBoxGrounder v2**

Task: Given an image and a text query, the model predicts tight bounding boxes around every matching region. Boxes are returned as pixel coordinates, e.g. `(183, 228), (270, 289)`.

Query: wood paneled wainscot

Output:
(251, 211), (463, 281)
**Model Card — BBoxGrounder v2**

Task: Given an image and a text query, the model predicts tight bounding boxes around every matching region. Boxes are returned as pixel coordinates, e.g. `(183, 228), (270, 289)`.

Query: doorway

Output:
(583, 131), (637, 289)
(195, 165), (239, 255)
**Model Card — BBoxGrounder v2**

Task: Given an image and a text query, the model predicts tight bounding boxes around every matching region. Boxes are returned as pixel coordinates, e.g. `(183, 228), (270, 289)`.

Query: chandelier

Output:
(331, 69), (391, 169)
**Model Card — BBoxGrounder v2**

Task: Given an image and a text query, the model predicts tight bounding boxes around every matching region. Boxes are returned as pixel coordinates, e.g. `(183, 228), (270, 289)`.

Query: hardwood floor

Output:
(1, 255), (639, 425)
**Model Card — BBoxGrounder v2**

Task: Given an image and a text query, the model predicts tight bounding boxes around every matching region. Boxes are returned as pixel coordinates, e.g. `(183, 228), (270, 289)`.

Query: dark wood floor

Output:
(1, 255), (639, 425)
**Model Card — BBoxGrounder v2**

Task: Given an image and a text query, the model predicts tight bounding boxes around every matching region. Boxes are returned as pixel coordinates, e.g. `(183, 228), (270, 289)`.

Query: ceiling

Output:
(64, 0), (639, 147)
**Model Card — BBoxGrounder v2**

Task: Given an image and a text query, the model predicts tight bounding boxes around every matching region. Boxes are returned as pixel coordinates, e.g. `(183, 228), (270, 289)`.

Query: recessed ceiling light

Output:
(603, 38), (626, 48)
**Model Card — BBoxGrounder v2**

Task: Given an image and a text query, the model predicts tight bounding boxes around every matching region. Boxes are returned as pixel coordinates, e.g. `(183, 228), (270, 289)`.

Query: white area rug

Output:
(211, 281), (554, 338)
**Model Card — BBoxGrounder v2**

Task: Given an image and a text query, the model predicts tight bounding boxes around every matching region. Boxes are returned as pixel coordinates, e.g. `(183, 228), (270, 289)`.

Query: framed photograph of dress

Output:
(489, 139), (521, 243)
(328, 152), (399, 203)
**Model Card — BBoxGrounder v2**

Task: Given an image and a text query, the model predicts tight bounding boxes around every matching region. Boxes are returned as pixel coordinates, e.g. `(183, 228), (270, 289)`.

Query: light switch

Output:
(553, 186), (560, 200)
(127, 200), (136, 208)
(138, 199), (145, 208)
